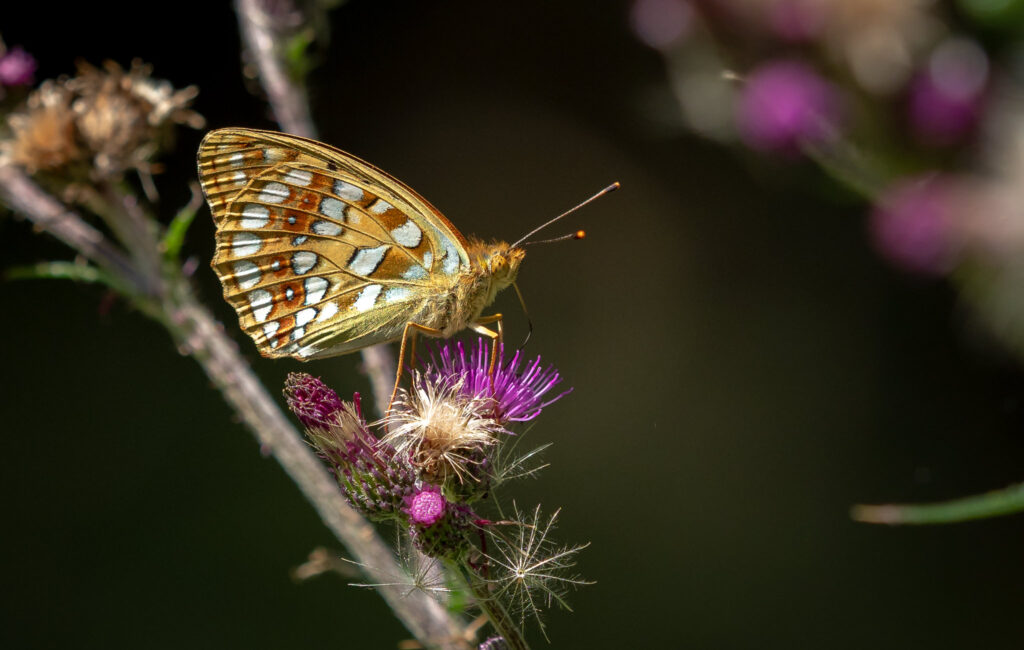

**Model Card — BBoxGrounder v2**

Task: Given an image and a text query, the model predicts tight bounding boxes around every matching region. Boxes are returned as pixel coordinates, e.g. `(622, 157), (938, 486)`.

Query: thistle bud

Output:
(285, 373), (416, 521)
(403, 485), (474, 559)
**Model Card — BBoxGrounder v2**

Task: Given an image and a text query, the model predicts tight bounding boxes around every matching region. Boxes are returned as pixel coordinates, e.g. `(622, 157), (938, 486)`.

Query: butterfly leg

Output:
(389, 321), (446, 416)
(470, 313), (504, 393)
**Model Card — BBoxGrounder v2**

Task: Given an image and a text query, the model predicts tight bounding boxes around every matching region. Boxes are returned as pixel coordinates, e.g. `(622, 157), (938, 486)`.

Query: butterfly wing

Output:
(197, 128), (472, 360)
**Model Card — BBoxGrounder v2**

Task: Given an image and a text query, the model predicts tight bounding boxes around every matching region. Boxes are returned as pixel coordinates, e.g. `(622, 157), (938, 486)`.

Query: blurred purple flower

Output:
(630, 0), (694, 50)
(869, 176), (959, 276)
(767, 0), (826, 42)
(908, 39), (988, 146)
(736, 60), (842, 155)
(427, 339), (571, 424)
(0, 47), (37, 86)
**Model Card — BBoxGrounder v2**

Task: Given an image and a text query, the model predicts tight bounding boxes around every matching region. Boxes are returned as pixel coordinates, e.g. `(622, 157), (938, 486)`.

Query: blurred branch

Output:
(235, 0), (316, 139)
(0, 166), (148, 294)
(852, 482), (1024, 525)
(233, 0), (396, 419)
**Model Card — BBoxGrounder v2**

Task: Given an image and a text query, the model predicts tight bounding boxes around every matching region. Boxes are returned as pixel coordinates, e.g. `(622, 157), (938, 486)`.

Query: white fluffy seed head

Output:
(382, 373), (507, 483)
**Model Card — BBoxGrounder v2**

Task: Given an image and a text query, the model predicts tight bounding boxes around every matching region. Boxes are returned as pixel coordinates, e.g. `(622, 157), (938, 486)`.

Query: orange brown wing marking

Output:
(198, 128), (476, 361)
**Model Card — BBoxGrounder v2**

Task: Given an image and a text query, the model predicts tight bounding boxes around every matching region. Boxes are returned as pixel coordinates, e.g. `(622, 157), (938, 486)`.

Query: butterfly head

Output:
(467, 240), (526, 310)
(486, 242), (525, 285)
(476, 241), (525, 288)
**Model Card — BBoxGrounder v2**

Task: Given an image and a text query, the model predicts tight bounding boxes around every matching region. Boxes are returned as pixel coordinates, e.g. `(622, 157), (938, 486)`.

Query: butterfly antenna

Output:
(511, 182), (620, 248)
(524, 230), (586, 246)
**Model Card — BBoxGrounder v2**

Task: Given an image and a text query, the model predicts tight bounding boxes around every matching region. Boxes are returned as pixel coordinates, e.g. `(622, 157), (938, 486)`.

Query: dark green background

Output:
(3, 2), (1024, 648)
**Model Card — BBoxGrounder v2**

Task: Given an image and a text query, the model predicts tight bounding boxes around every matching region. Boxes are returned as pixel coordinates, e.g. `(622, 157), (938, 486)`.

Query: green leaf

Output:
(162, 190), (201, 261)
(7, 261), (126, 291)
(7, 260), (168, 324)
(284, 28), (316, 81)
(445, 568), (470, 615)
(852, 482), (1024, 525)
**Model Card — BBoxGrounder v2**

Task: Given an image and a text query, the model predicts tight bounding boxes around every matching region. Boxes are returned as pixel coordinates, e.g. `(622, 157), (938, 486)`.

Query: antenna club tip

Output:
(610, 181), (621, 191)
(575, 229), (586, 240)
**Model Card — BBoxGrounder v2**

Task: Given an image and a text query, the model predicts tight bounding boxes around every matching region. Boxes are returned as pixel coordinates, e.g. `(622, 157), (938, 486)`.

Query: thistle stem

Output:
(458, 562), (530, 650)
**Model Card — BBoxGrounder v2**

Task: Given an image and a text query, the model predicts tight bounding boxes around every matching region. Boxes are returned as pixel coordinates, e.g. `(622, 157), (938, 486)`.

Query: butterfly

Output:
(196, 128), (585, 384)
(197, 128), (616, 401)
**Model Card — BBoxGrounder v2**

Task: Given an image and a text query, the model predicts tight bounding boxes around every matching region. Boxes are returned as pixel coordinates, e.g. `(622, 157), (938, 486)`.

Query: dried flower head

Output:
(66, 60), (204, 178)
(2, 59), (204, 180)
(383, 373), (508, 485)
(3, 81), (82, 173)
(483, 505), (591, 639)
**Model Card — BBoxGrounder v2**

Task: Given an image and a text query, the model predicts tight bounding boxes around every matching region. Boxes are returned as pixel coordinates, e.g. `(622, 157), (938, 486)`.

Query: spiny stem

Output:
(459, 562), (530, 650)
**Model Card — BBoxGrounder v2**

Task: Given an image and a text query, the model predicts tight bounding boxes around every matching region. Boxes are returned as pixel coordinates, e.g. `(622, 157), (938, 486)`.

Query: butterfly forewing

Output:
(197, 128), (473, 360)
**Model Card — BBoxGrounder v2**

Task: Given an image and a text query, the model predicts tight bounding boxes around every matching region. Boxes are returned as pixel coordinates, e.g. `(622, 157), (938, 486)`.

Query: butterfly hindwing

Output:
(197, 128), (472, 359)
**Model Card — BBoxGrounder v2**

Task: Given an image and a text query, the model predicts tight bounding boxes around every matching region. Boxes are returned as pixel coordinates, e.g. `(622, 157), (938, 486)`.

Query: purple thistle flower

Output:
(907, 39), (988, 146)
(402, 484), (474, 559)
(736, 59), (842, 155)
(0, 47), (37, 87)
(283, 373), (345, 430)
(479, 636), (509, 650)
(425, 339), (571, 424)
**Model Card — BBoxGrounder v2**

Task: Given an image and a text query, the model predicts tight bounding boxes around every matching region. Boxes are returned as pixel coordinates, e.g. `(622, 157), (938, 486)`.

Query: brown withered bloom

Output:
(3, 81), (82, 173)
(382, 373), (508, 485)
(66, 60), (204, 178)
(2, 59), (203, 180)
